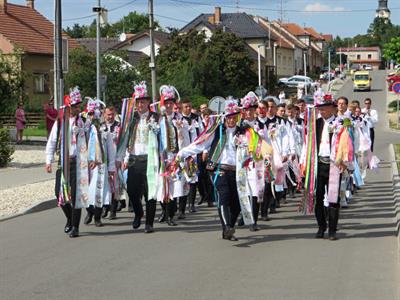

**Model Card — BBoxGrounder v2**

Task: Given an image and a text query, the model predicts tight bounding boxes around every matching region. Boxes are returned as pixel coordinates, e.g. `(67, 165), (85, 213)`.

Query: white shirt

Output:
(319, 115), (335, 157)
(178, 126), (237, 166)
(45, 117), (77, 165)
(124, 111), (150, 163)
(361, 108), (378, 128)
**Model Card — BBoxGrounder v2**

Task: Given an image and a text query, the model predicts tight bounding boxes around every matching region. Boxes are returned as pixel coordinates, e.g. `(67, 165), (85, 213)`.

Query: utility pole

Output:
(257, 45), (262, 87)
(328, 48), (331, 85)
(304, 50), (307, 95)
(148, 0), (157, 103)
(54, 0), (63, 109)
(95, 0), (101, 100)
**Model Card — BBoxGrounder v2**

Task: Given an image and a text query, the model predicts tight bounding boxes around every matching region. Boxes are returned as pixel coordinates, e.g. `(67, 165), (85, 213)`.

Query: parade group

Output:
(45, 81), (379, 241)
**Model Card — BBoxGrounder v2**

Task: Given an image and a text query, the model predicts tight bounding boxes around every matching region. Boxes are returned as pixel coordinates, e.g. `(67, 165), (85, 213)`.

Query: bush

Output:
(388, 100), (399, 112)
(0, 128), (15, 167)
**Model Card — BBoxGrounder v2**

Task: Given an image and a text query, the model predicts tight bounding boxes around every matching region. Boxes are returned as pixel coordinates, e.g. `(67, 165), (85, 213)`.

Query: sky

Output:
(10, 0), (400, 37)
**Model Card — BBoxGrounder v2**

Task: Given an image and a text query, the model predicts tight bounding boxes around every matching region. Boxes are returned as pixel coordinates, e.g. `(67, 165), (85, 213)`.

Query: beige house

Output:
(0, 0), (78, 108)
(337, 47), (382, 70)
(254, 17), (296, 77)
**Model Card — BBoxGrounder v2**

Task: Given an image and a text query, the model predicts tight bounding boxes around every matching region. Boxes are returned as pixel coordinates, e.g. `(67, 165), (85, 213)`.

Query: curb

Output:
(388, 144), (400, 245)
(0, 198), (57, 222)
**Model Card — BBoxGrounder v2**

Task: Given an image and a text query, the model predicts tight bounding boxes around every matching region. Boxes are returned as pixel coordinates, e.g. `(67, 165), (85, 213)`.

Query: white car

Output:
(278, 75), (313, 89)
(363, 64), (373, 71)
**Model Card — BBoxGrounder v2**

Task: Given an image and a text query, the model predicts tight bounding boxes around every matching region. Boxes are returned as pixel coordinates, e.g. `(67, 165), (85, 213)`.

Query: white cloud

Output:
(304, 2), (345, 12)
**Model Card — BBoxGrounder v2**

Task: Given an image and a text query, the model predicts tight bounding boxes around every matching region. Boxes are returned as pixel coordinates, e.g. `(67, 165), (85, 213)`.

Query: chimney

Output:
(26, 0), (34, 9)
(215, 6), (221, 24)
(0, 0), (7, 14)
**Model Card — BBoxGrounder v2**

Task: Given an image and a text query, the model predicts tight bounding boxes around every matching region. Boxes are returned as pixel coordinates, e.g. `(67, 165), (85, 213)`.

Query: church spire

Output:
(376, 0), (390, 20)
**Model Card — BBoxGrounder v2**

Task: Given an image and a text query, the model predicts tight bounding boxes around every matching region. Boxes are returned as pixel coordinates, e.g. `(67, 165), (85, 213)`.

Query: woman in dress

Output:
(15, 102), (26, 143)
(44, 97), (58, 138)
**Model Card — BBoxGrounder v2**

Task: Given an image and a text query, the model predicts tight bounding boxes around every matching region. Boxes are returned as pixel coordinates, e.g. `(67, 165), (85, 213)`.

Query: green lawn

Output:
(24, 128), (47, 137)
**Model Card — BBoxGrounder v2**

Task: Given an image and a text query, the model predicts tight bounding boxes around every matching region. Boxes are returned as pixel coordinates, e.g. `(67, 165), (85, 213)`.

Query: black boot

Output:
(101, 205), (109, 218)
(167, 200), (177, 226)
(116, 199), (126, 212)
(178, 196), (187, 219)
(315, 204), (327, 238)
(84, 206), (94, 225)
(328, 207), (339, 241)
(69, 208), (81, 238)
(94, 207), (104, 227)
(145, 200), (156, 233)
(188, 184), (197, 213)
(158, 202), (166, 223)
(109, 199), (118, 220)
(61, 204), (72, 233)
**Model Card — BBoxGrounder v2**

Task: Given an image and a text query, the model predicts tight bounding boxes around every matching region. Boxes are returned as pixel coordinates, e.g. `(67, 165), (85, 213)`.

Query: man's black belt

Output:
(318, 156), (330, 165)
(128, 155), (147, 166)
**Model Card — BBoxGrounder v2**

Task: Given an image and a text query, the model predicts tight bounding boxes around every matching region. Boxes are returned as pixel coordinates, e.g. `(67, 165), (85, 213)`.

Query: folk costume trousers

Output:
(214, 170), (241, 232)
(315, 162), (340, 234)
(127, 157), (156, 226)
(55, 158), (81, 229)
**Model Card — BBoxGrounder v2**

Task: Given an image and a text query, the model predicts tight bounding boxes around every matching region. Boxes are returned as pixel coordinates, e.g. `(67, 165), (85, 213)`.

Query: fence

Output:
(0, 113), (43, 128)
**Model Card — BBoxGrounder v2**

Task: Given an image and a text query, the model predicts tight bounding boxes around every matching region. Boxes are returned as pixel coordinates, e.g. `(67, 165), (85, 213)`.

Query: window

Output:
(357, 54), (361, 60)
(33, 73), (48, 94)
(368, 54), (372, 59)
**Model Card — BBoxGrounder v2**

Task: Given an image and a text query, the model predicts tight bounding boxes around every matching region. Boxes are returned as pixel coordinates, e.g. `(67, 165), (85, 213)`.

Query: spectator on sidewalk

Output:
(362, 98), (378, 152)
(15, 102), (26, 143)
(44, 97), (58, 138)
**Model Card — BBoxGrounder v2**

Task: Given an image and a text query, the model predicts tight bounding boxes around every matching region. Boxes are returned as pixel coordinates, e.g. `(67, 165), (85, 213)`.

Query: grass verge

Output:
(24, 128), (47, 137)
(395, 144), (400, 171)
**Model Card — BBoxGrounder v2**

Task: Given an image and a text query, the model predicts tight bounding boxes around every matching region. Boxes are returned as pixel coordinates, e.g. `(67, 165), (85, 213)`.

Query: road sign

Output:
(209, 96), (225, 114)
(392, 81), (400, 94)
(255, 85), (267, 99)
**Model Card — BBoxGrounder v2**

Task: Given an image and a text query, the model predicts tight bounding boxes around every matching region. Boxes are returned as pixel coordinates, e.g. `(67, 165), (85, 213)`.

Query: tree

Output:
(0, 51), (26, 114)
(64, 12), (161, 38)
(137, 29), (258, 102)
(64, 47), (139, 108)
(383, 37), (400, 63)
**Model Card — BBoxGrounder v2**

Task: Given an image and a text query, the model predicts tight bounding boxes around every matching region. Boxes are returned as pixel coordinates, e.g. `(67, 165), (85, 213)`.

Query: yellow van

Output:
(353, 71), (372, 92)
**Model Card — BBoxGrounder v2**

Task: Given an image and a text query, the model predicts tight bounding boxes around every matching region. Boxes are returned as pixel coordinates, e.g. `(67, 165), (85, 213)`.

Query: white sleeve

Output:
(178, 132), (215, 159)
(370, 109), (378, 126)
(107, 132), (116, 172)
(45, 122), (58, 165)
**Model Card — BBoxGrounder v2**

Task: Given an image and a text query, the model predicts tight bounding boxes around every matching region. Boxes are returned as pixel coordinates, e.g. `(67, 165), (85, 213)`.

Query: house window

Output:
(368, 54), (372, 59)
(357, 54), (361, 60)
(33, 73), (48, 94)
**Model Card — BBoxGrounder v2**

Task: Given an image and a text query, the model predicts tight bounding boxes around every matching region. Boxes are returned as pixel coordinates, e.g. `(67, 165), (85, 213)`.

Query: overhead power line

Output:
(169, 0), (400, 13)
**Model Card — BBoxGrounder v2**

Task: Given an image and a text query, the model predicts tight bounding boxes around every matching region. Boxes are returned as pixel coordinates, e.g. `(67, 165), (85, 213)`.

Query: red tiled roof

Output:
(304, 27), (323, 40)
(337, 47), (380, 52)
(322, 34), (333, 42)
(282, 23), (310, 36)
(0, 3), (79, 55)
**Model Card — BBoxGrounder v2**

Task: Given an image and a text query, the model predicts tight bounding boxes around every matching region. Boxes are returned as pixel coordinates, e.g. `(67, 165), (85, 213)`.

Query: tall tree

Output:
(138, 29), (257, 100)
(383, 37), (400, 63)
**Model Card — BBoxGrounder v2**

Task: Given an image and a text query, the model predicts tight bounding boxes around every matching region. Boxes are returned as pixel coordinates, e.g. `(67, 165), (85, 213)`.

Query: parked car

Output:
(278, 75), (313, 89)
(387, 71), (400, 91)
(350, 64), (361, 75)
(319, 71), (335, 81)
(363, 64), (373, 71)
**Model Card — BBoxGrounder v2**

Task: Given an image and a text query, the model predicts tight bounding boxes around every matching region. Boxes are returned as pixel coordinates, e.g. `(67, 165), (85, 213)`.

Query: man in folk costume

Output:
(83, 98), (116, 227)
(177, 99), (204, 219)
(45, 87), (89, 238)
(314, 95), (352, 240)
(101, 106), (125, 220)
(239, 92), (264, 231)
(157, 85), (190, 226)
(123, 82), (159, 233)
(285, 104), (304, 197)
(177, 99), (272, 241)
(260, 97), (289, 220)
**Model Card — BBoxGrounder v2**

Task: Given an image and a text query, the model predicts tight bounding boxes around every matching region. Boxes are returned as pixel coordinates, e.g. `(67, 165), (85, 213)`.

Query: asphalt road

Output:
(1, 71), (399, 300)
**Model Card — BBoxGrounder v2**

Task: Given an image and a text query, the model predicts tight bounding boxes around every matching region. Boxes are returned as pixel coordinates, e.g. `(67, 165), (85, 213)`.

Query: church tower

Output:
(376, 0), (390, 20)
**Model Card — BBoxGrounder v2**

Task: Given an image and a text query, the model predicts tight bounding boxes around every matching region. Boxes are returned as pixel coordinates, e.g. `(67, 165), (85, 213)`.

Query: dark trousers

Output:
(127, 159), (156, 225)
(55, 159), (81, 228)
(315, 163), (340, 233)
(251, 196), (260, 224)
(261, 183), (280, 217)
(370, 128), (375, 152)
(215, 170), (241, 231)
(198, 161), (212, 203)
